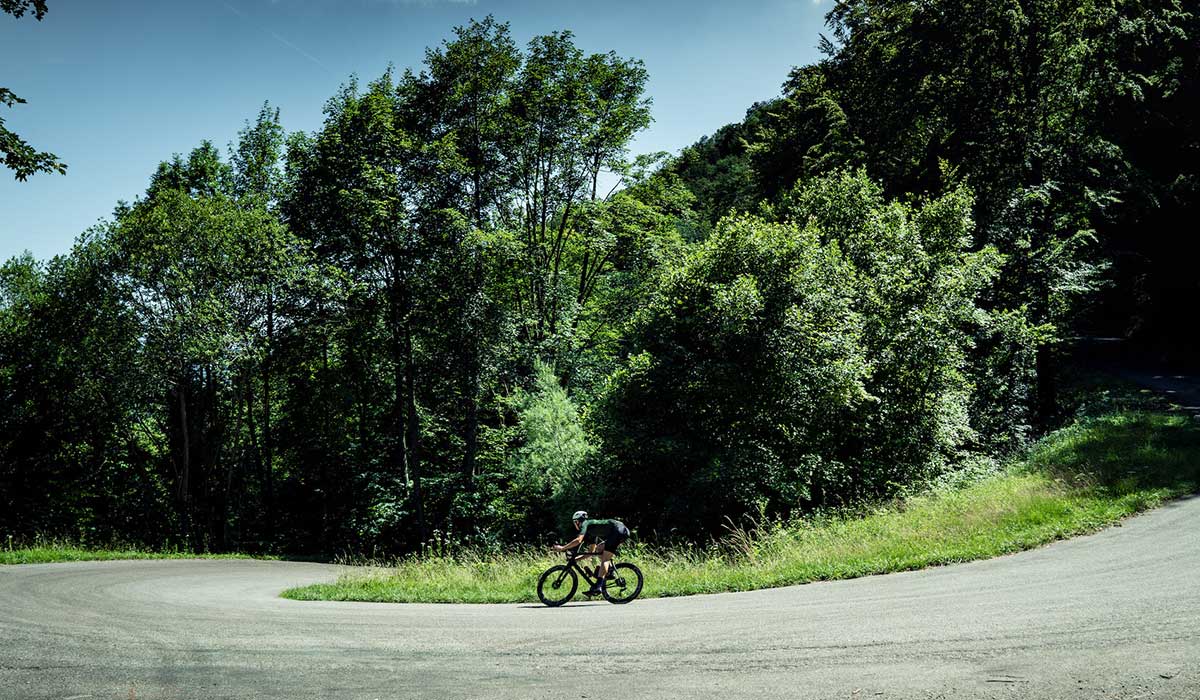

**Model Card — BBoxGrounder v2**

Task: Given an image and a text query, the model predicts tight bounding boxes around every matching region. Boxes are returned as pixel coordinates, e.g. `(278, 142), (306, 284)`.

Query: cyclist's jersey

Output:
(578, 519), (627, 546)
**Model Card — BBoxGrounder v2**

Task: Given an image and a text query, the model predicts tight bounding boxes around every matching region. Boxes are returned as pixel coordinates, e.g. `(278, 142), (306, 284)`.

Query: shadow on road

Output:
(517, 602), (613, 609)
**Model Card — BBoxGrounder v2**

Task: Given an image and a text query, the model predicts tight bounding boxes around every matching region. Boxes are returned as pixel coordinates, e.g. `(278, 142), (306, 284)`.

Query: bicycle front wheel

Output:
(602, 562), (643, 604)
(537, 564), (578, 607)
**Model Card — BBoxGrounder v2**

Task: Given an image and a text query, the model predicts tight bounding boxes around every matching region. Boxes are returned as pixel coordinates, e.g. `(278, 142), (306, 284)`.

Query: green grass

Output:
(0, 537), (276, 565)
(282, 410), (1200, 604)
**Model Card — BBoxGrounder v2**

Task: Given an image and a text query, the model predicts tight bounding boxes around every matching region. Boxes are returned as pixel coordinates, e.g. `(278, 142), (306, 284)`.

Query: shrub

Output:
(598, 170), (1003, 536)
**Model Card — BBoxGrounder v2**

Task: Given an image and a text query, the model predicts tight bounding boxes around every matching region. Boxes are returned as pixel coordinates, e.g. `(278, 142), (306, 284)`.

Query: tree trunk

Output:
(244, 378), (266, 549)
(1036, 337), (1058, 428)
(404, 322), (428, 551)
(461, 253), (483, 487)
(389, 255), (428, 552)
(225, 372), (245, 551)
(204, 364), (225, 551)
(263, 293), (275, 547)
(462, 371), (479, 484)
(176, 380), (192, 546)
(319, 334), (331, 552)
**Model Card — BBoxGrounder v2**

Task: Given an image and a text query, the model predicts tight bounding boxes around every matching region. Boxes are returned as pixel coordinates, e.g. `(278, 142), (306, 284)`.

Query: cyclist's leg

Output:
(584, 544), (605, 595)
(598, 547), (614, 579)
(603, 532), (628, 579)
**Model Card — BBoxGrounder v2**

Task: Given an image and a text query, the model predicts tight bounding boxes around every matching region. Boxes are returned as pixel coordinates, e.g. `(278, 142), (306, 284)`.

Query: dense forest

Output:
(1, 2), (1195, 554)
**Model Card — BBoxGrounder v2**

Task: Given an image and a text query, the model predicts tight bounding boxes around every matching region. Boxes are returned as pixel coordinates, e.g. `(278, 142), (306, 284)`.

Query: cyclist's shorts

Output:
(603, 525), (630, 554)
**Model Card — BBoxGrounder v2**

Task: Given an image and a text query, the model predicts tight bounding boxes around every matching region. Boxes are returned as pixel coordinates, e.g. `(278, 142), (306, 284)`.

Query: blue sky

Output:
(1, 0), (829, 262)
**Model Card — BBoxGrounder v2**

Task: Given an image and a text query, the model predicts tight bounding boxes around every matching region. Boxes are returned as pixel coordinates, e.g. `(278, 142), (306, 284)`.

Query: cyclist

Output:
(551, 510), (629, 597)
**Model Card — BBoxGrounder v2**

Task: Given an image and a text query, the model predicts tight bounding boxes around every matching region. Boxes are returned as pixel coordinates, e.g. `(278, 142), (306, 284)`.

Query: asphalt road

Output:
(3, 493), (1199, 700)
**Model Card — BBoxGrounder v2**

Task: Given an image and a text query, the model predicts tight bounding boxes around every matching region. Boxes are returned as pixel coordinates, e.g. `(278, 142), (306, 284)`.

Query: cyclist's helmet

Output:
(572, 510), (588, 523)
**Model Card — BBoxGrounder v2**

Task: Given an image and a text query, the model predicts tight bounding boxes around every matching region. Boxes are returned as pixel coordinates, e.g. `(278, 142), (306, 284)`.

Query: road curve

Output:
(2, 499), (1199, 699)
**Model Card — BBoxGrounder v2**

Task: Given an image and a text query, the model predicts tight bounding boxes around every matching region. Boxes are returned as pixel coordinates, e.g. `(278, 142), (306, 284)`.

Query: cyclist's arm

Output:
(553, 535), (585, 552)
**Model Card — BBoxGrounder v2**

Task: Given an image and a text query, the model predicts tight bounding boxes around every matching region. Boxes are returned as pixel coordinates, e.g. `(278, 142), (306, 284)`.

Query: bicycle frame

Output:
(538, 545), (642, 606)
(554, 549), (613, 590)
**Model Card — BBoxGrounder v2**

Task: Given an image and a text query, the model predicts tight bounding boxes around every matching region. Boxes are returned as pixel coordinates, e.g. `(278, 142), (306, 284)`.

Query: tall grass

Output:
(282, 410), (1200, 603)
(0, 535), (275, 565)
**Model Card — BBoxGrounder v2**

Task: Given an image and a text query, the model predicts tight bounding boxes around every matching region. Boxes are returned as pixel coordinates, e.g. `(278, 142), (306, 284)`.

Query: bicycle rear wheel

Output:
(601, 562), (643, 604)
(537, 564), (578, 607)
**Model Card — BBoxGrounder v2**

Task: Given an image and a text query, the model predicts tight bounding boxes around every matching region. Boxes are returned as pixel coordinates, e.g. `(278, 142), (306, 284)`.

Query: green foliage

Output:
(113, 189), (290, 371)
(0, 1), (47, 19)
(599, 170), (999, 533)
(668, 0), (1197, 421)
(279, 20), (656, 552)
(781, 171), (1004, 471)
(232, 102), (286, 203)
(0, 241), (171, 543)
(500, 361), (595, 536)
(748, 66), (864, 200)
(283, 408), (1200, 603)
(0, 535), (273, 565)
(1022, 411), (1200, 495)
(967, 309), (1040, 453)
(3, 5), (1194, 560)
(2, 0), (64, 180)
(665, 101), (774, 230)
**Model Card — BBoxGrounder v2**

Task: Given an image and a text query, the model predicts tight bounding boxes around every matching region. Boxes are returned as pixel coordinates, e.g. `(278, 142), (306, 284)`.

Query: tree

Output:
(820, 0), (1131, 421)
(0, 1), (47, 18)
(401, 16), (521, 228)
(107, 143), (312, 547)
(665, 102), (773, 230)
(747, 66), (864, 201)
(231, 103), (288, 543)
(599, 170), (999, 533)
(279, 22), (657, 543)
(397, 17), (522, 489)
(778, 170), (1002, 476)
(2, 0), (65, 180)
(505, 31), (652, 346)
(0, 242), (168, 544)
(503, 360), (594, 537)
(285, 73), (435, 550)
(599, 209), (867, 531)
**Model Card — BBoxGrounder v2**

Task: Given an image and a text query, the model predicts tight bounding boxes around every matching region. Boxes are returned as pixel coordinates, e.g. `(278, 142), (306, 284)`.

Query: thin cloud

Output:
(268, 30), (333, 72)
(220, 1), (334, 74)
(368, 0), (479, 5)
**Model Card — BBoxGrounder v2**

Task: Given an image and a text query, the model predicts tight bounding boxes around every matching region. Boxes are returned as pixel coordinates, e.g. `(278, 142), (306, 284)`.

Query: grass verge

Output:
(282, 410), (1200, 604)
(0, 538), (275, 565)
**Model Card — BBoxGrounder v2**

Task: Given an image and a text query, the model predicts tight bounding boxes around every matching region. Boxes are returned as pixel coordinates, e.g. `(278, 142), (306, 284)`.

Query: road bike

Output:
(537, 548), (643, 606)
